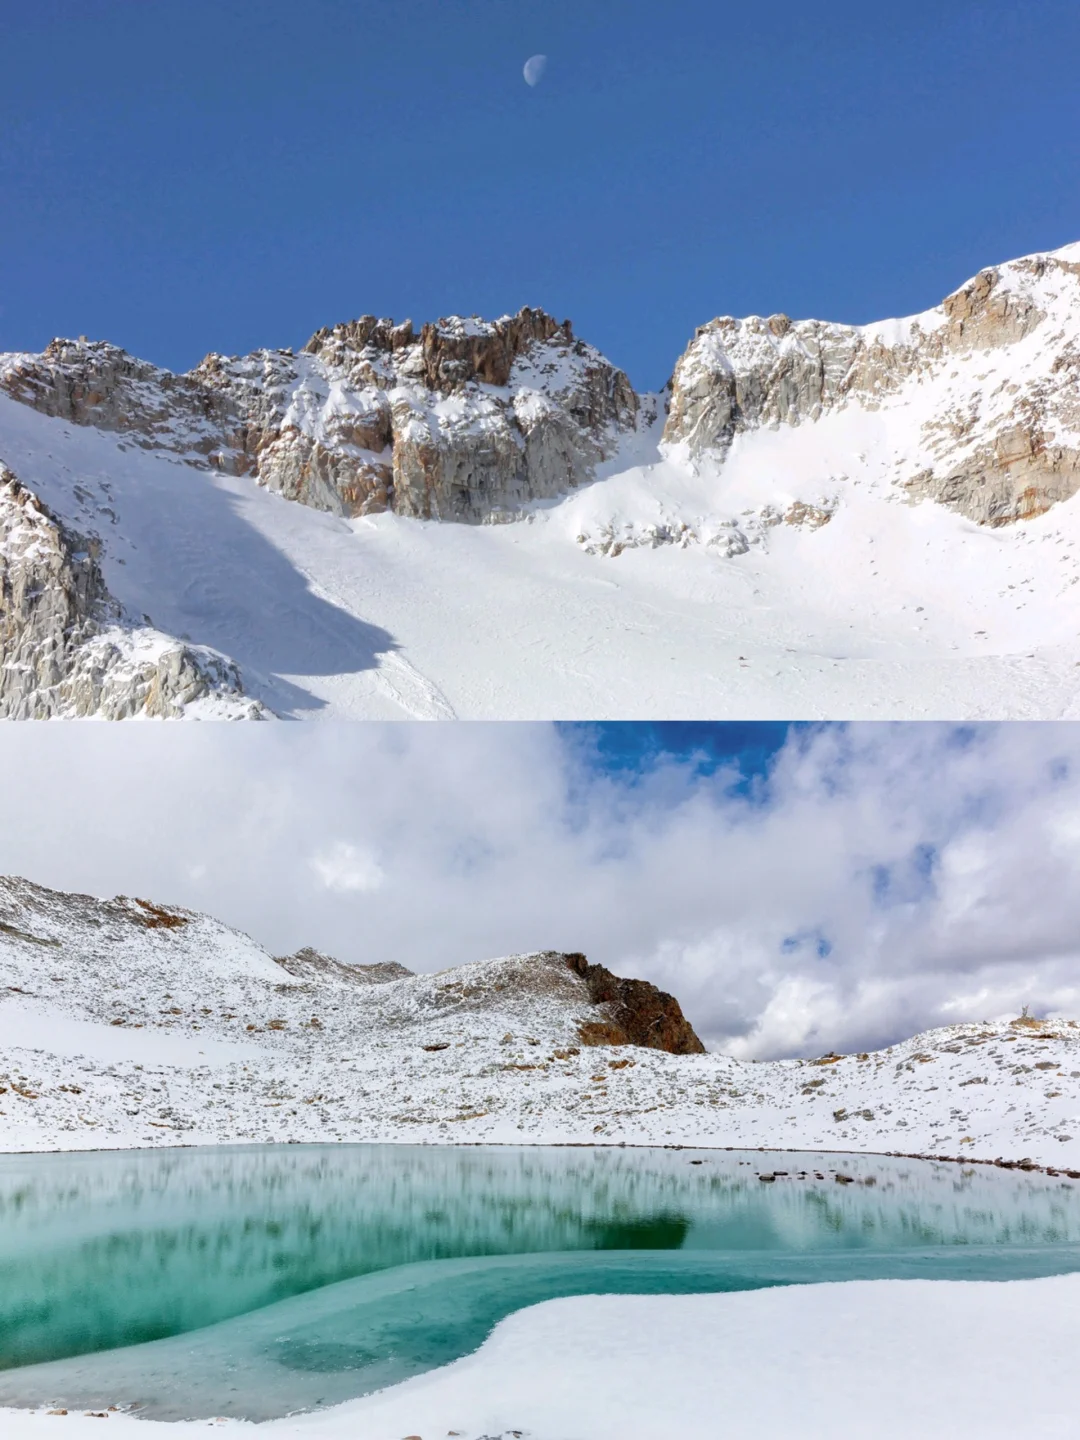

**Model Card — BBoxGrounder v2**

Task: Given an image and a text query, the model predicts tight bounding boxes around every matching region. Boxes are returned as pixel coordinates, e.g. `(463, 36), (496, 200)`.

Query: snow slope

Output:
(3, 876), (1078, 1169)
(4, 1276), (1080, 1440)
(2, 245), (1080, 718)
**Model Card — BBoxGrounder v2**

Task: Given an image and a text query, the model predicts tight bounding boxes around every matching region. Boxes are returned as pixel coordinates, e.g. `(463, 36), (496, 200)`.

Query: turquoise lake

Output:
(1, 1143), (1079, 1420)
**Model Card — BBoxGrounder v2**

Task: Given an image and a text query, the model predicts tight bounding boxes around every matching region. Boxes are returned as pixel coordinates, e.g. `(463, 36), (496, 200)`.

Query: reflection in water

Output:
(1, 1143), (1078, 1419)
(585, 1215), (692, 1249)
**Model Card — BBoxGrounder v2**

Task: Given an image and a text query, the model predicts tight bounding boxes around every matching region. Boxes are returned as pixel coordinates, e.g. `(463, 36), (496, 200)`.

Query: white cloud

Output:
(309, 841), (384, 894)
(0, 722), (1078, 1059)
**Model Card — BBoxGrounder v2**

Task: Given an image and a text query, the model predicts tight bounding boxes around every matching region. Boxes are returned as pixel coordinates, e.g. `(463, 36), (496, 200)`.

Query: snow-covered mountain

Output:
(2, 245), (1080, 718)
(2, 875), (1078, 1170)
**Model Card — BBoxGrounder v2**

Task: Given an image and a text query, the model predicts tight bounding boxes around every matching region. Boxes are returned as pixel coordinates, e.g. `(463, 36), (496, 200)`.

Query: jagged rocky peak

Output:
(302, 305), (576, 391)
(4, 240), (1077, 542)
(195, 303), (639, 523)
(0, 464), (261, 720)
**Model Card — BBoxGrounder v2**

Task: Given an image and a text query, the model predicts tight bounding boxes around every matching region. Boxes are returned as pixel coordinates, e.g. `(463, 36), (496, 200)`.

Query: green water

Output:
(1, 1143), (1078, 1419)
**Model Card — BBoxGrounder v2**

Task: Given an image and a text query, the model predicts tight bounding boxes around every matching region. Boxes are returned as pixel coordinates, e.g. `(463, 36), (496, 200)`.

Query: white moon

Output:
(523, 54), (547, 87)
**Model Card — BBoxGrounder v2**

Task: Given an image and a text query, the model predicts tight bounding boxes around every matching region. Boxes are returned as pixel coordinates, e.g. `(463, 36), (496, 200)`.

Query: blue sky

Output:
(560, 722), (797, 786)
(1, 721), (1079, 1058)
(2, 1), (1078, 388)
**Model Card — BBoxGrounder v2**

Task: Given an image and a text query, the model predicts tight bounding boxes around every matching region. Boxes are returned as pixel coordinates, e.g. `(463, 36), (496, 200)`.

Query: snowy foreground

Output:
(2, 876), (1078, 1170)
(4, 1277), (1079, 1440)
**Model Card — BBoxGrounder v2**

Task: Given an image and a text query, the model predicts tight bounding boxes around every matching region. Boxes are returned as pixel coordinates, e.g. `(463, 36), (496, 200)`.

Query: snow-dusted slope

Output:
(0, 467), (261, 719)
(2, 247), (1080, 718)
(2, 876), (1078, 1169)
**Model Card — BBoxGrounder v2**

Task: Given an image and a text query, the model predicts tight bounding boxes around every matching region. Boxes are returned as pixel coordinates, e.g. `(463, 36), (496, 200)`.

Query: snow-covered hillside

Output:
(2, 876), (1078, 1169)
(1, 244), (1079, 718)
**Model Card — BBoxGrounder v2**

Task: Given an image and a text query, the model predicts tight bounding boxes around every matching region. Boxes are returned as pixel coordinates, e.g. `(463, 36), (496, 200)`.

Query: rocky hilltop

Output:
(0, 875), (702, 1059)
(1, 874), (1078, 1167)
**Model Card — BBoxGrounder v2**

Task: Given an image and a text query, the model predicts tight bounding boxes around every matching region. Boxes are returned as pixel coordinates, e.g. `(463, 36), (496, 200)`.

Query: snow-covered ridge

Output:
(0, 306), (639, 526)
(2, 875), (1079, 1169)
(664, 241), (1080, 527)
(4, 241), (1079, 536)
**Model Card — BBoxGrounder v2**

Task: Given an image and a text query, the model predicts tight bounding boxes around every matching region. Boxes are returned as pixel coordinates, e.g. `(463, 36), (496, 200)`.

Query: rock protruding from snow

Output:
(0, 339), (238, 459)
(663, 245), (1080, 526)
(273, 948), (415, 987)
(0, 465), (262, 719)
(565, 952), (706, 1053)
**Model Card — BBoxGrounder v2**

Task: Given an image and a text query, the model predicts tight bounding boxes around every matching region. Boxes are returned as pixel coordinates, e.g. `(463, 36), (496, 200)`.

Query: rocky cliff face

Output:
(200, 306), (638, 522)
(663, 245), (1080, 526)
(0, 465), (260, 719)
(0, 340), (237, 459)
(1, 307), (639, 525)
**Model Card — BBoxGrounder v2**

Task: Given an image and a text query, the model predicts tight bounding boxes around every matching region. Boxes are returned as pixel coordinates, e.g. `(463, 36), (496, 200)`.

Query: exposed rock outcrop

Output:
(0, 340), (239, 460)
(663, 247), (1080, 526)
(1, 308), (639, 525)
(564, 951), (706, 1054)
(199, 307), (639, 522)
(0, 464), (261, 719)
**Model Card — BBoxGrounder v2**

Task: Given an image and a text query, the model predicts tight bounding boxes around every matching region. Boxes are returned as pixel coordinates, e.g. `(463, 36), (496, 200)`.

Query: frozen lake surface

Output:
(2, 1143), (1079, 1419)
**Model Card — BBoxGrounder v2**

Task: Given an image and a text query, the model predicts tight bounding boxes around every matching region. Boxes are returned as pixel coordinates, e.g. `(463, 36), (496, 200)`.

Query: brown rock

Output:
(564, 952), (705, 1054)
(418, 307), (573, 391)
